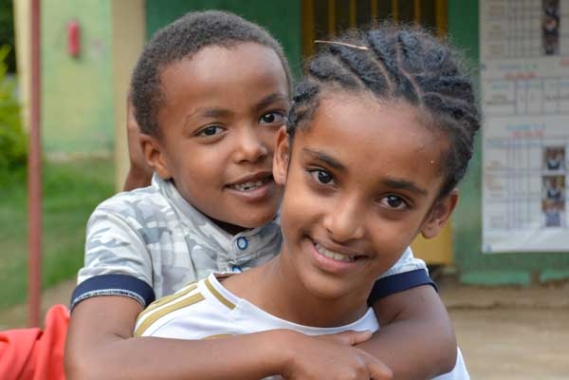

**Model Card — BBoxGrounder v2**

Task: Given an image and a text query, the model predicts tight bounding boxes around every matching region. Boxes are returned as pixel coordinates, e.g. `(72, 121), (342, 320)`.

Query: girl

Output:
(136, 23), (479, 380)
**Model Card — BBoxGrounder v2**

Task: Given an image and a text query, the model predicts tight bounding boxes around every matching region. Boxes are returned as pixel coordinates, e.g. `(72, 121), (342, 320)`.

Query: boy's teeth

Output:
(231, 180), (264, 191)
(315, 243), (355, 262)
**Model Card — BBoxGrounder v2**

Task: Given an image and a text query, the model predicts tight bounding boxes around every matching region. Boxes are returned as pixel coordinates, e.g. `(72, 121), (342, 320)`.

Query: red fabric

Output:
(0, 304), (69, 380)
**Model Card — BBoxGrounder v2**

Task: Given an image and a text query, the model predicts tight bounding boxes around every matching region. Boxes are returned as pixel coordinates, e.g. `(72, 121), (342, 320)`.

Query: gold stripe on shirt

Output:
(135, 292), (205, 336)
(202, 334), (234, 340)
(142, 283), (198, 316)
(204, 277), (236, 310)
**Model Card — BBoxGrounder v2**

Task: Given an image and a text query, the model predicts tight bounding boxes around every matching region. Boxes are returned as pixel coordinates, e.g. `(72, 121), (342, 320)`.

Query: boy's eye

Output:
(197, 125), (223, 137)
(380, 195), (408, 210)
(259, 112), (285, 125)
(310, 169), (334, 185)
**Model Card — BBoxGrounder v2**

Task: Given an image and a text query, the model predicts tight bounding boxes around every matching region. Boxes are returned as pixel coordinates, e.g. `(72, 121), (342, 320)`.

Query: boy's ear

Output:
(140, 134), (172, 180)
(273, 126), (290, 186)
(420, 189), (459, 239)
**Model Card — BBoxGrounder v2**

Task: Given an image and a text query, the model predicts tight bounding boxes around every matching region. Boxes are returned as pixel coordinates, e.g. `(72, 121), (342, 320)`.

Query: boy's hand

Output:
(315, 329), (373, 346)
(279, 330), (393, 380)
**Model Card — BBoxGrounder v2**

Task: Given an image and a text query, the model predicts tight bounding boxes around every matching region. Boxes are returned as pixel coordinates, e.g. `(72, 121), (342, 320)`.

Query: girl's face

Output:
(274, 93), (457, 313)
(144, 43), (290, 233)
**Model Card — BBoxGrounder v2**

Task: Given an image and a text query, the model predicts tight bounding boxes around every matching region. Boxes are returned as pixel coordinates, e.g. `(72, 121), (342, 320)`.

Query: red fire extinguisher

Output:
(67, 20), (80, 57)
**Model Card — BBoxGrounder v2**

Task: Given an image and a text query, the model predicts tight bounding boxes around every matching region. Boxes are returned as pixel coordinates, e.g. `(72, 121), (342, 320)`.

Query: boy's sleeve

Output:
(367, 247), (436, 305)
(70, 203), (156, 311)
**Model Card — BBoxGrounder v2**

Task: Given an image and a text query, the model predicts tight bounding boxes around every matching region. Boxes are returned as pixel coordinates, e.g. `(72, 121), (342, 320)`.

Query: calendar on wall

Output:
(481, 0), (569, 252)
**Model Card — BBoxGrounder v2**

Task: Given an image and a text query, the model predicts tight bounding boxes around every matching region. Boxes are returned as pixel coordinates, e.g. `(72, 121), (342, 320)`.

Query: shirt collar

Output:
(153, 174), (281, 261)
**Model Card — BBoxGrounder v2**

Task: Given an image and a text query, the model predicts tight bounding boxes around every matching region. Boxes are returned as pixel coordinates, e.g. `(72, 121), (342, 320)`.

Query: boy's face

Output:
(145, 43), (289, 232)
(274, 93), (457, 307)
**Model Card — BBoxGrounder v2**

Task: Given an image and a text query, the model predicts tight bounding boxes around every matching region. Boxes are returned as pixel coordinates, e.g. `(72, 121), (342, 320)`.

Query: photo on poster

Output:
(542, 0), (560, 55)
(542, 175), (565, 202)
(542, 146), (565, 172)
(542, 199), (565, 227)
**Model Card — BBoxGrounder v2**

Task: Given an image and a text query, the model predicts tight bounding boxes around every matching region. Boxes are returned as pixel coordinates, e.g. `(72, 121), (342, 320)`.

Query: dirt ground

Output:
(2, 275), (568, 379)
(439, 275), (569, 380)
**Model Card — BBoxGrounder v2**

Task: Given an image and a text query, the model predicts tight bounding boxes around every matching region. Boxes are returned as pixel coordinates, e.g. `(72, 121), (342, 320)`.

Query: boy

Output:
(66, 11), (456, 379)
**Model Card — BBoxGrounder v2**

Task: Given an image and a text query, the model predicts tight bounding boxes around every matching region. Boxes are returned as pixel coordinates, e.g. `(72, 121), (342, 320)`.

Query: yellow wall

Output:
(13, 0), (30, 131)
(412, 223), (453, 265)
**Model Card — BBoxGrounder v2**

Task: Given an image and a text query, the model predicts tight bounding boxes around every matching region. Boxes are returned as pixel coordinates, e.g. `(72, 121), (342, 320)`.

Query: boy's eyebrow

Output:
(254, 93), (289, 112)
(196, 108), (232, 119)
(183, 108), (232, 127)
(184, 93), (288, 124)
(302, 148), (345, 171)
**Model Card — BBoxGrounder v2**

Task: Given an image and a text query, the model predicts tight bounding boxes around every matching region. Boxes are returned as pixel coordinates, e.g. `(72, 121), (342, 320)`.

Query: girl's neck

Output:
(222, 250), (369, 327)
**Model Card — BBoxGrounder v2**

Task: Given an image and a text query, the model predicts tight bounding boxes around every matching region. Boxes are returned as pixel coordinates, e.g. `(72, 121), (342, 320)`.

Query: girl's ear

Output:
(140, 134), (172, 180)
(420, 189), (459, 239)
(273, 127), (290, 186)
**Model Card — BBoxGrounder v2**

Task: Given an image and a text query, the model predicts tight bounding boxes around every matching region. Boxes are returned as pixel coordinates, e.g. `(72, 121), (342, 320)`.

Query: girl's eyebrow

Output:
(302, 148), (345, 171)
(303, 148), (429, 196)
(382, 178), (428, 196)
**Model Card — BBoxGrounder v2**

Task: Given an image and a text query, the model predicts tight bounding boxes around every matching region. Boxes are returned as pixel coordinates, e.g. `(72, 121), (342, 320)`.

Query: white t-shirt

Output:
(136, 273), (469, 380)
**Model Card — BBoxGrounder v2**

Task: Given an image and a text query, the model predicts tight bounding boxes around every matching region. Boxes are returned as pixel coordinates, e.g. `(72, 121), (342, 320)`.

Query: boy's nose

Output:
(234, 127), (269, 163)
(322, 198), (365, 242)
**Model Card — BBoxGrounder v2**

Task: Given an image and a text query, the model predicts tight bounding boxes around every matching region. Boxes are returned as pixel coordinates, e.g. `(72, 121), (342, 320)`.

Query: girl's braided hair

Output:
(288, 23), (480, 198)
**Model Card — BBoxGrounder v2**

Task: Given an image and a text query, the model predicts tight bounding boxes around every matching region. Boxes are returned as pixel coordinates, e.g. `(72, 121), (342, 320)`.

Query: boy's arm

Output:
(123, 96), (153, 191)
(65, 296), (290, 380)
(358, 283), (456, 379)
(65, 296), (392, 380)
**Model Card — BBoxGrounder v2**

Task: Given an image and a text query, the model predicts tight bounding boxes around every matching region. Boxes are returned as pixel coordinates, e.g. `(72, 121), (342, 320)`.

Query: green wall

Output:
(145, 0), (302, 77)
(42, 0), (114, 155)
(448, 0), (569, 285)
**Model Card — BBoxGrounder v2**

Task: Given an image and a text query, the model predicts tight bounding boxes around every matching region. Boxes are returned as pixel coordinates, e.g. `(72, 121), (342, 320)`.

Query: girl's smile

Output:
(310, 238), (366, 274)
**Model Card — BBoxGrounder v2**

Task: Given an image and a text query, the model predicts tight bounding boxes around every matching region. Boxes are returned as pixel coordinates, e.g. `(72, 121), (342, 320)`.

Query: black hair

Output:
(131, 10), (292, 136)
(287, 23), (480, 198)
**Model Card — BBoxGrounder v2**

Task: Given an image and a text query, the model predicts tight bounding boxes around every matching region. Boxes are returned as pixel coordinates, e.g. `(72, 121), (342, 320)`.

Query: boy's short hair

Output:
(131, 10), (292, 136)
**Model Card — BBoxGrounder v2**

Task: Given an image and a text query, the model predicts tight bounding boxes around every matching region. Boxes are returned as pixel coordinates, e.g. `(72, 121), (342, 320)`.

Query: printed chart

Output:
(481, 0), (569, 252)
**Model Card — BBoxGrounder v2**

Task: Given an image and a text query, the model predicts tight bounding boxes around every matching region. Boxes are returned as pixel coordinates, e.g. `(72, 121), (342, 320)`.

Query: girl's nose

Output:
(322, 197), (365, 242)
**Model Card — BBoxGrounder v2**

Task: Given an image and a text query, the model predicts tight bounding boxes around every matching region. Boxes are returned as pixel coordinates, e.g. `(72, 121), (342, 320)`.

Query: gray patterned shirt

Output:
(71, 175), (428, 310)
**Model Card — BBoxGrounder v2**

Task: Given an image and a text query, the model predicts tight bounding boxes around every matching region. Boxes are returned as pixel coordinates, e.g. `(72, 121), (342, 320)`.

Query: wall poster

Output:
(481, 0), (569, 252)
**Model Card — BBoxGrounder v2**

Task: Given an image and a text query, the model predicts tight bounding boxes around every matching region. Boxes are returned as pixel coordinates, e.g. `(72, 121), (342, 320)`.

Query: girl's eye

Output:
(380, 195), (408, 210)
(310, 170), (334, 185)
(259, 112), (285, 125)
(197, 126), (223, 137)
